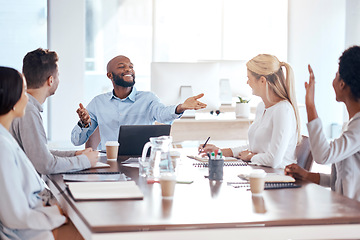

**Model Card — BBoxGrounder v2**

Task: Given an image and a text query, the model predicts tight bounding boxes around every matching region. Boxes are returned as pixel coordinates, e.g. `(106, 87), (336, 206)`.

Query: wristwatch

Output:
(77, 120), (90, 128)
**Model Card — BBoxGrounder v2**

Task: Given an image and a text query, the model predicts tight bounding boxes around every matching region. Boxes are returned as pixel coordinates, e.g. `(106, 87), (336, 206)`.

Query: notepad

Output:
(187, 155), (239, 162)
(67, 181), (144, 200)
(230, 182), (301, 190)
(63, 173), (128, 182)
(121, 157), (141, 168)
(193, 161), (248, 167)
(238, 173), (295, 182)
(93, 161), (110, 168)
(60, 162), (110, 174)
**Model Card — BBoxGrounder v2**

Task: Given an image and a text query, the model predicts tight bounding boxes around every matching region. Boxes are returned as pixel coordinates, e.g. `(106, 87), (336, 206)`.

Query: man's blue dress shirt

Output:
(71, 87), (181, 150)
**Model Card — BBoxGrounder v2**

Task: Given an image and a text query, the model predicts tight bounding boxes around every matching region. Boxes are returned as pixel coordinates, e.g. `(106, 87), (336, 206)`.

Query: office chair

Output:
(295, 135), (313, 171)
(85, 126), (100, 150)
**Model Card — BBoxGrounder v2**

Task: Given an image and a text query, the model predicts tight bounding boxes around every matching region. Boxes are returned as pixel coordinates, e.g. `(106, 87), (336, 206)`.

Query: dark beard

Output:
(112, 72), (135, 87)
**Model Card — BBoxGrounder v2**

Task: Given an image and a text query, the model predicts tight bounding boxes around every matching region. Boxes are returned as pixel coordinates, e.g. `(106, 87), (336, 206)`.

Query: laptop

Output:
(117, 125), (171, 157)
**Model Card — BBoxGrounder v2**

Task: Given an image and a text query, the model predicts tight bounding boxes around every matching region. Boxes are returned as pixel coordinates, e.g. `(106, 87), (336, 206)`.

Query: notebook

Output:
(117, 125), (171, 157)
(187, 155), (239, 162)
(230, 182), (301, 190)
(59, 162), (110, 174)
(188, 155), (248, 167)
(67, 181), (144, 200)
(62, 173), (127, 182)
(238, 173), (295, 182)
(193, 161), (248, 167)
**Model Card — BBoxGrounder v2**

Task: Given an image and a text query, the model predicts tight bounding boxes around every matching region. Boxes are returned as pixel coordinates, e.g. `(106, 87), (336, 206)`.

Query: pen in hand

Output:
(199, 137), (210, 154)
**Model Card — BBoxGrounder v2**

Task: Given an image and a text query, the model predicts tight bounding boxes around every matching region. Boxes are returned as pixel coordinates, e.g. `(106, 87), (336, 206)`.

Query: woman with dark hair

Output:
(285, 46), (360, 201)
(0, 66), (67, 239)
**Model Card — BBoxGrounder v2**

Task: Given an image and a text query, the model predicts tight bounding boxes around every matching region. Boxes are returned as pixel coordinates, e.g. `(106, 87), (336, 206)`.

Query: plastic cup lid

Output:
(250, 169), (266, 178)
(105, 141), (119, 146)
(160, 172), (176, 180)
(170, 150), (181, 157)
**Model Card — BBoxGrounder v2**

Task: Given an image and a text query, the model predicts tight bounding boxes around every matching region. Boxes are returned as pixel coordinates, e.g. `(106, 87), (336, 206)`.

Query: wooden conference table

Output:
(47, 150), (360, 240)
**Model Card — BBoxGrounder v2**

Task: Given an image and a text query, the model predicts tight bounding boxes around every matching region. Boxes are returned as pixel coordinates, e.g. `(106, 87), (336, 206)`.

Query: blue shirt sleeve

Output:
(147, 92), (181, 123)
(71, 99), (99, 146)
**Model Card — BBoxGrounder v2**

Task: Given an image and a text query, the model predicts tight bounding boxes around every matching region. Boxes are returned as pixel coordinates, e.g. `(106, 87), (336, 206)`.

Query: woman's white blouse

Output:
(231, 101), (297, 169)
(308, 112), (360, 201)
(0, 124), (66, 240)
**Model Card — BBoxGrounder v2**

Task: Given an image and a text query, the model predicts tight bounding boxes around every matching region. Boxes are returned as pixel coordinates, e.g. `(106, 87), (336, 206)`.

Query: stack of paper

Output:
(88, 161), (110, 169)
(238, 173), (295, 182)
(63, 173), (127, 182)
(67, 181), (144, 200)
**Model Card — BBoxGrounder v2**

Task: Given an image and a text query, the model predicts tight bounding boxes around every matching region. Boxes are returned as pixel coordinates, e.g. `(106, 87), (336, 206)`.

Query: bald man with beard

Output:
(71, 55), (206, 150)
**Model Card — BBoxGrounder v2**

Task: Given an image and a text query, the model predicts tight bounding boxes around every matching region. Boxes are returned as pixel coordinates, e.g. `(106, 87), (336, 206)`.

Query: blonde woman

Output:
(200, 54), (301, 169)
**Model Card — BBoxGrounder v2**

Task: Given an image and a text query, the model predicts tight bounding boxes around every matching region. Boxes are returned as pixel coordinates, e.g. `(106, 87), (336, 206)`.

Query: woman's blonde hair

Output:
(246, 54), (301, 144)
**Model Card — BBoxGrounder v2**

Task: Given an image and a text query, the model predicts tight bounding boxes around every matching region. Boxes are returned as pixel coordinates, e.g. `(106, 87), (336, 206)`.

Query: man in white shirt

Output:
(10, 48), (99, 175)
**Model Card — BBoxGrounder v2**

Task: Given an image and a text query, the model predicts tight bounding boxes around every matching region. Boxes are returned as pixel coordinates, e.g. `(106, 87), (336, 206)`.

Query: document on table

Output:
(63, 173), (128, 182)
(60, 162), (110, 174)
(92, 161), (110, 169)
(121, 157), (141, 168)
(238, 173), (295, 182)
(67, 181), (144, 200)
(187, 155), (239, 162)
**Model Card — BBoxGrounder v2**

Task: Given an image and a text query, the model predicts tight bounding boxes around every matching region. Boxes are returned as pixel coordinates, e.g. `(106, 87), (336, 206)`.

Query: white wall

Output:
(46, 0), (356, 143)
(288, 0), (346, 138)
(0, 0), (47, 71)
(47, 0), (85, 143)
(346, 0), (360, 48)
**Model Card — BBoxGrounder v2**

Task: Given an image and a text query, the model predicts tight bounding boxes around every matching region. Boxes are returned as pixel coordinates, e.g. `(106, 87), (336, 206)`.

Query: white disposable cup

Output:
(170, 150), (181, 170)
(159, 173), (176, 198)
(105, 141), (119, 161)
(138, 158), (149, 177)
(249, 169), (266, 195)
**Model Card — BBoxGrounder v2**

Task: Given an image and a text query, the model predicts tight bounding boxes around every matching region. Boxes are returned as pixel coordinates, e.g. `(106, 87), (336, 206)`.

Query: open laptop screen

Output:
(118, 125), (171, 156)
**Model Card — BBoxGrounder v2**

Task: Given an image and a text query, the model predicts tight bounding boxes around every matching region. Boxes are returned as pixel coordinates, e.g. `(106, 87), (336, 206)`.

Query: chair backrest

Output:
(295, 135), (313, 171)
(85, 126), (100, 150)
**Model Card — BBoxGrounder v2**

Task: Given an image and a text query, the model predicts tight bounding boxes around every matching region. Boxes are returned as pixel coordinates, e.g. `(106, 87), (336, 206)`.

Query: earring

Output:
(12, 106), (16, 111)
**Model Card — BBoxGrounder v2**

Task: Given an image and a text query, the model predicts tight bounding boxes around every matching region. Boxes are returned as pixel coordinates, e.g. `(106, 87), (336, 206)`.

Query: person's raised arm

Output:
(72, 102), (98, 146)
(76, 103), (91, 127)
(305, 65), (319, 122)
(175, 93), (207, 114)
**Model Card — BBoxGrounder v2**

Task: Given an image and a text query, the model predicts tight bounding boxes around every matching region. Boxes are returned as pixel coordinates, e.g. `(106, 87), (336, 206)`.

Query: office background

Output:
(0, 0), (359, 146)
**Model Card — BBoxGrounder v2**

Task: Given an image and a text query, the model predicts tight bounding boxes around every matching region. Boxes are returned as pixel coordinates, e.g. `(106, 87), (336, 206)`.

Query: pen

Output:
(199, 137), (211, 154)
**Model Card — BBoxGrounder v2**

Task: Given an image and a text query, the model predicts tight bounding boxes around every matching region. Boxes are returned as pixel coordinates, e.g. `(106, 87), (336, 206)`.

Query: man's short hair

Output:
(22, 48), (59, 89)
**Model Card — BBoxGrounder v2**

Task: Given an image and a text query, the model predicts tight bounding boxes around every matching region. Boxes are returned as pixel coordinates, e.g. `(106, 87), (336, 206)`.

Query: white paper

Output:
(63, 173), (128, 182)
(238, 172), (295, 182)
(67, 181), (144, 200)
(187, 155), (238, 162)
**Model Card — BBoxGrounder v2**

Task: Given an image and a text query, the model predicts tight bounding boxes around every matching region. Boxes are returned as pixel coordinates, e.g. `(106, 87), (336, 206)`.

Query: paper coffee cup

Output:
(249, 169), (266, 195)
(105, 141), (119, 161)
(159, 173), (176, 198)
